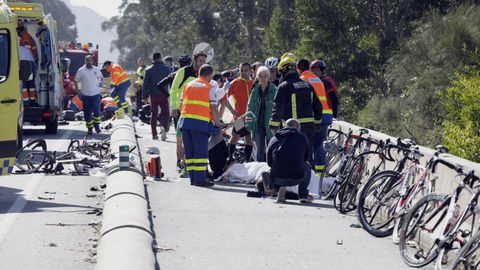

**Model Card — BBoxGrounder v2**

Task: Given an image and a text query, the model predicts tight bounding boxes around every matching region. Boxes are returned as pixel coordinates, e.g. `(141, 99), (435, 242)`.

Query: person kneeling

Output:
(265, 118), (311, 203)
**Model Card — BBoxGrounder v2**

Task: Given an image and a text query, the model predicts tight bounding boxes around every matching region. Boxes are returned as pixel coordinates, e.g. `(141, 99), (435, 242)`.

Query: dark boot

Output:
(244, 144), (253, 162)
(228, 143), (236, 163)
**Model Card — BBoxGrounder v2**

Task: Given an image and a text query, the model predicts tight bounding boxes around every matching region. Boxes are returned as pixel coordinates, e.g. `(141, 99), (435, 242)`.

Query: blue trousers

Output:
(111, 80), (131, 113)
(182, 128), (209, 185)
(254, 123), (268, 162)
(314, 123), (330, 176)
(82, 94), (102, 130)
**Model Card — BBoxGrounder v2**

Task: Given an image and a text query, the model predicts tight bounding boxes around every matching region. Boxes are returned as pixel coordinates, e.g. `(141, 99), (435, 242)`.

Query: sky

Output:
(69, 0), (124, 18)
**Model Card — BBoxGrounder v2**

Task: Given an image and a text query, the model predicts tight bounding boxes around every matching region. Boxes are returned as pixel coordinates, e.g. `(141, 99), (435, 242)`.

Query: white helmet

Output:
(264, 57), (279, 69)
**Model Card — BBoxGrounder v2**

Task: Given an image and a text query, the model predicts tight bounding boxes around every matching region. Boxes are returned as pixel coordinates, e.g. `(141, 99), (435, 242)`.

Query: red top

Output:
(228, 77), (254, 118)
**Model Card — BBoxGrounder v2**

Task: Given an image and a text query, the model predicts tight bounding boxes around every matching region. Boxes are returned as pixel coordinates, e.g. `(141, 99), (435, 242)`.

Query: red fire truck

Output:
(59, 41), (99, 106)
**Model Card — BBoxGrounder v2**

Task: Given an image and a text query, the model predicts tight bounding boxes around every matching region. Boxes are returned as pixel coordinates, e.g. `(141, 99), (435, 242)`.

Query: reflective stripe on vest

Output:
(110, 64), (129, 86)
(180, 78), (213, 123)
(301, 71), (332, 115)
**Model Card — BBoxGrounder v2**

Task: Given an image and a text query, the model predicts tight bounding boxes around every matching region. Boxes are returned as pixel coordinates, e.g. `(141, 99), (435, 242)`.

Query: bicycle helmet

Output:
(178, 54), (192, 67)
(264, 57), (279, 69)
(310, 60), (327, 71)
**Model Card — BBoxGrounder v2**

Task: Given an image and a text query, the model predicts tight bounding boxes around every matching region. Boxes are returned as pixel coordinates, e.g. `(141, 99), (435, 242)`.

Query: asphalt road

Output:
(0, 122), (108, 270)
(135, 121), (417, 270)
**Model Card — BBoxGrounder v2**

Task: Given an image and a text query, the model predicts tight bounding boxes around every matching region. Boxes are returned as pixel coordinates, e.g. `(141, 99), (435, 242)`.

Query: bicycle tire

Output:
(325, 154), (354, 199)
(449, 229), (480, 270)
(357, 170), (402, 237)
(319, 149), (342, 197)
(398, 192), (448, 268)
(14, 139), (48, 173)
(336, 155), (367, 213)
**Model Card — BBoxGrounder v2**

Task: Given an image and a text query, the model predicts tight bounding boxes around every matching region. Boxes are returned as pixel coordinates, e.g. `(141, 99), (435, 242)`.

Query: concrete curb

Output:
(332, 120), (480, 202)
(96, 117), (155, 270)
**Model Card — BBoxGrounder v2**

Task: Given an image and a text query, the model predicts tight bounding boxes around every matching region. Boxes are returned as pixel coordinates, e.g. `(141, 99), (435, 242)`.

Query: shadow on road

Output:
(0, 186), (97, 214)
(23, 126), (110, 141)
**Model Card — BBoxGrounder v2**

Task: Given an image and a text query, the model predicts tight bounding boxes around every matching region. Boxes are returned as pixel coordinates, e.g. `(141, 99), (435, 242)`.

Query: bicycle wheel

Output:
(399, 192), (448, 268)
(67, 140), (80, 153)
(319, 150), (342, 197)
(357, 170), (402, 237)
(336, 155), (367, 214)
(450, 230), (480, 270)
(14, 139), (47, 173)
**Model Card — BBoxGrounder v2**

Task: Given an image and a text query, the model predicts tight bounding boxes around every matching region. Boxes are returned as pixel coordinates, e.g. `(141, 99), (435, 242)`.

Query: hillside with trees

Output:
(104, 0), (480, 162)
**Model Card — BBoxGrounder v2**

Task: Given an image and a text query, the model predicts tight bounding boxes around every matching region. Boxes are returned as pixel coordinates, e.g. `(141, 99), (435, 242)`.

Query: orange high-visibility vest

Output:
(180, 78), (213, 123)
(108, 64), (130, 86)
(301, 70), (333, 118)
(72, 95), (84, 110)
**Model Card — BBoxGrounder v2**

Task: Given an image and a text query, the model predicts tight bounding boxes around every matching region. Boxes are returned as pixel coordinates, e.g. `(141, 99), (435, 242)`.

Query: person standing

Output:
(142, 52), (172, 140)
(169, 52), (207, 177)
(163, 55), (178, 73)
(245, 66), (277, 162)
(19, 42), (37, 106)
(178, 64), (221, 187)
(310, 60), (339, 118)
(134, 57), (147, 116)
(269, 53), (322, 163)
(298, 59), (332, 177)
(74, 55), (103, 135)
(102, 60), (131, 113)
(225, 62), (254, 163)
(264, 57), (280, 86)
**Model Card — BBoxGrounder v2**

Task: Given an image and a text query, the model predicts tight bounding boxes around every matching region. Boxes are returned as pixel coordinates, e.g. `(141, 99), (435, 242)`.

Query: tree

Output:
(442, 70), (480, 162)
(359, 4), (480, 146)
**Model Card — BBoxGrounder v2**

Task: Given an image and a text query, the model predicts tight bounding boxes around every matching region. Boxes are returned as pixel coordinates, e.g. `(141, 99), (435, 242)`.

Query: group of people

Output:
(69, 54), (133, 135)
(74, 50), (340, 202)
(135, 51), (339, 203)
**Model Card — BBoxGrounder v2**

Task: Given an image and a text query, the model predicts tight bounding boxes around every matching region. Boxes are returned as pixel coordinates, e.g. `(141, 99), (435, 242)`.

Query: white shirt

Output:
(75, 65), (102, 96)
(19, 46), (35, 62)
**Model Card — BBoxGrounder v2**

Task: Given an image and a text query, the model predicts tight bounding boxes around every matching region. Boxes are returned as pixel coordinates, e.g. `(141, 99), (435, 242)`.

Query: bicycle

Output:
(357, 140), (449, 241)
(67, 137), (111, 159)
(449, 226), (480, 269)
(42, 150), (107, 175)
(320, 128), (371, 199)
(334, 137), (392, 214)
(14, 138), (48, 174)
(398, 161), (479, 269)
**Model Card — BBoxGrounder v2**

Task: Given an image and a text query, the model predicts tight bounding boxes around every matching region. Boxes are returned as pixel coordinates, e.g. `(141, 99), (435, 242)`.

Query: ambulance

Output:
(0, 1), (63, 175)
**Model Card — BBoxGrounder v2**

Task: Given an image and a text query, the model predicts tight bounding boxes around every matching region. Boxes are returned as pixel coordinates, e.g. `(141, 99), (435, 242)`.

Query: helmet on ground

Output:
(178, 54), (192, 67)
(277, 52), (297, 72)
(310, 60), (327, 71)
(264, 57), (279, 69)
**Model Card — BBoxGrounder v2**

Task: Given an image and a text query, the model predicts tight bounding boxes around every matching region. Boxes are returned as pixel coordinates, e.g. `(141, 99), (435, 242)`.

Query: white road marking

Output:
(0, 128), (74, 244)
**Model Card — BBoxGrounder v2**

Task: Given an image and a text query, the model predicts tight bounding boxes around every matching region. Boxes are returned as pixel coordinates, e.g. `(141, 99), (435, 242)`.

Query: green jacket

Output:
(245, 82), (277, 140)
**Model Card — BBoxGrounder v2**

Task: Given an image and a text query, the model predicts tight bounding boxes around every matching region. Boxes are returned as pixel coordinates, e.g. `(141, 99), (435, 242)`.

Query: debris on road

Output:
(37, 196), (55, 200)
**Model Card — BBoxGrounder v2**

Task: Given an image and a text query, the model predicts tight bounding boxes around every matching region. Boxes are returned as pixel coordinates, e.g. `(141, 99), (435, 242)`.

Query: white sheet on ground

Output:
(218, 162), (324, 199)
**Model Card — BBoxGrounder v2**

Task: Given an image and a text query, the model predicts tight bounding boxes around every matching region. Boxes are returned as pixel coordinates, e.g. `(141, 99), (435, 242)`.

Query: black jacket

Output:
(269, 72), (322, 128)
(142, 61), (171, 98)
(267, 127), (310, 179)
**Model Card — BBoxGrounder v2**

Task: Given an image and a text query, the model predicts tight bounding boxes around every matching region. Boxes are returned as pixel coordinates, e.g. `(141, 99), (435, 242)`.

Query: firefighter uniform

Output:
(300, 70), (333, 176)
(178, 77), (216, 186)
(269, 72), (323, 163)
(108, 63), (131, 113)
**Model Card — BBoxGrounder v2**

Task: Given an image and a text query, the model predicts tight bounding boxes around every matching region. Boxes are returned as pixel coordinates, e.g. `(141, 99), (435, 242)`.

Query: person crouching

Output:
(265, 118), (311, 203)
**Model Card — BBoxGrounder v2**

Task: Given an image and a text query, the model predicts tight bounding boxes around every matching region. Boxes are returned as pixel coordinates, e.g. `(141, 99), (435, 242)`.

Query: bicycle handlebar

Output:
(432, 158), (464, 174)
